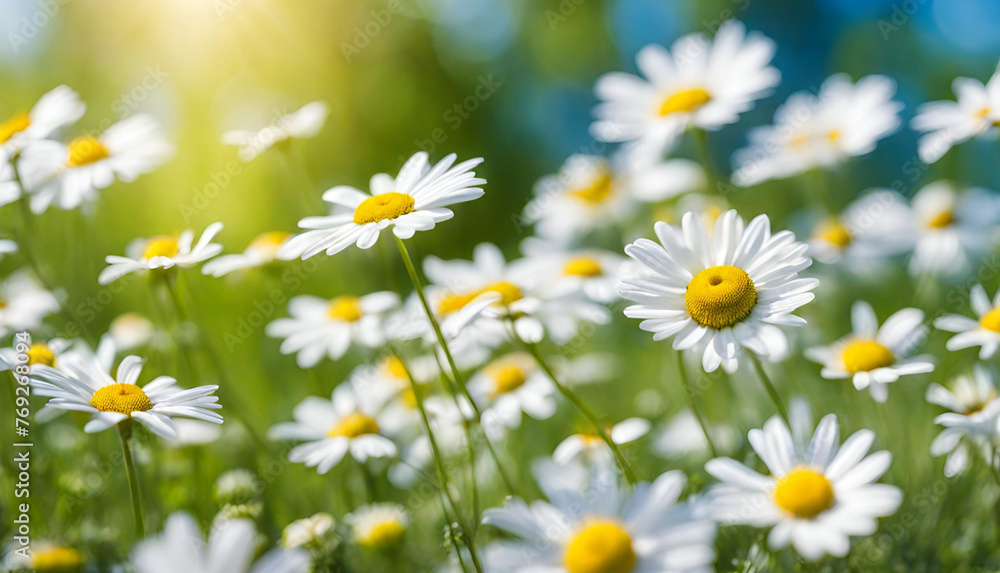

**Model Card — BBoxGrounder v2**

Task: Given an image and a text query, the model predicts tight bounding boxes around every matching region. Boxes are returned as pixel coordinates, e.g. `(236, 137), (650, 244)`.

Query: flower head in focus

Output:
(99, 223), (224, 285)
(936, 284), (1000, 359)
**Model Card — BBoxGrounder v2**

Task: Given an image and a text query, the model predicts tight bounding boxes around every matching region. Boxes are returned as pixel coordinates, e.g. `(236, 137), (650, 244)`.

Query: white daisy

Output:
(98, 222), (224, 285)
(469, 352), (557, 430)
(522, 154), (703, 242)
(346, 504), (410, 551)
(705, 414), (902, 561)
(553, 418), (650, 467)
(30, 354), (223, 439)
(267, 381), (397, 474)
(132, 512), (309, 573)
(4, 542), (85, 573)
(383, 292), (499, 370)
(620, 210), (819, 373)
(0, 239), (17, 260)
(222, 101), (329, 162)
(926, 366), (1000, 477)
(0, 85), (85, 156)
(732, 74), (902, 186)
(482, 464), (716, 573)
(266, 291), (399, 368)
(654, 409), (738, 460)
(282, 512), (336, 550)
(165, 419), (223, 448)
(591, 19), (779, 162)
(806, 301), (934, 403)
(202, 231), (294, 277)
(936, 284), (1000, 359)
(806, 189), (914, 266)
(0, 271), (60, 337)
(21, 113), (173, 213)
(0, 337), (71, 373)
(519, 237), (627, 304)
(279, 152), (485, 259)
(906, 182), (1000, 277)
(912, 61), (1000, 164)
(109, 312), (157, 351)
(387, 396), (477, 488)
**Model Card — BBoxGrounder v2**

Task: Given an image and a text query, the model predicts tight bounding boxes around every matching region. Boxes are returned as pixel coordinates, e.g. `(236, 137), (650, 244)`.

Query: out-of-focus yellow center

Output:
(564, 519), (637, 573)
(32, 546), (85, 573)
(249, 231), (290, 252)
(0, 297), (6, 309)
(487, 364), (527, 398)
(352, 192), (415, 225)
(27, 343), (55, 367)
(815, 220), (852, 248)
(658, 87), (711, 117)
(773, 467), (835, 519)
(980, 307), (1000, 333)
(0, 112), (30, 144)
(569, 170), (614, 205)
(358, 519), (406, 551)
(142, 237), (179, 261)
(67, 135), (110, 167)
(564, 256), (603, 277)
(382, 355), (408, 380)
(437, 281), (522, 315)
(327, 296), (363, 322)
(328, 412), (379, 438)
(685, 265), (757, 329)
(926, 209), (955, 229)
(826, 130), (841, 142)
(841, 340), (895, 374)
(89, 384), (152, 415)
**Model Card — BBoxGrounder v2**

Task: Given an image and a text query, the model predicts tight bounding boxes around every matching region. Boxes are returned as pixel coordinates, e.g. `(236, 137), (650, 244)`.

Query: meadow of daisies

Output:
(4, 8), (1000, 573)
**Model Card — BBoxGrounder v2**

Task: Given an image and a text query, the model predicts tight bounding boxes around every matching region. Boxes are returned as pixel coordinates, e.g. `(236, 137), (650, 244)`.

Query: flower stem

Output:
(675, 350), (718, 458)
(117, 422), (145, 538)
(693, 128), (717, 195)
(749, 353), (789, 424)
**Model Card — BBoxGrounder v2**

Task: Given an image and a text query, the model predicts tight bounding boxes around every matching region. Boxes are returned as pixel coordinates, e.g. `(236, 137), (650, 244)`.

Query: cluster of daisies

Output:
(4, 17), (1000, 573)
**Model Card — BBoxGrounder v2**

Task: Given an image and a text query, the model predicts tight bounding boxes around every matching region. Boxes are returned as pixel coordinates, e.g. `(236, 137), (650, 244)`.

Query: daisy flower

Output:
(469, 352), (557, 430)
(482, 465), (716, 573)
(705, 414), (902, 560)
(282, 512), (336, 550)
(620, 210), (819, 373)
(202, 231), (294, 277)
(30, 354), (223, 439)
(553, 418), (650, 466)
(279, 152), (485, 259)
(926, 366), (1000, 477)
(591, 19), (779, 162)
(268, 381), (397, 474)
(0, 85), (84, 156)
(0, 239), (17, 260)
(0, 337), (71, 373)
(0, 271), (60, 337)
(383, 293), (500, 370)
(806, 189), (914, 266)
(912, 61), (1000, 164)
(522, 154), (703, 242)
(732, 74), (902, 186)
(806, 301), (934, 402)
(936, 284), (1000, 359)
(98, 222), (224, 285)
(4, 542), (85, 573)
(906, 182), (1000, 277)
(21, 114), (174, 213)
(222, 101), (329, 162)
(109, 312), (156, 350)
(266, 291), (400, 368)
(132, 512), (309, 573)
(346, 504), (410, 552)
(519, 237), (627, 304)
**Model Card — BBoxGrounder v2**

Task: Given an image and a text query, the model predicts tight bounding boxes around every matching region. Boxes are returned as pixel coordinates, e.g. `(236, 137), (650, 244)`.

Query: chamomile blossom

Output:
(469, 353), (557, 430)
(0, 338), (71, 373)
(620, 210), (818, 373)
(0, 239), (17, 260)
(222, 101), (329, 162)
(266, 291), (400, 368)
(202, 231), (293, 277)
(522, 154), (703, 242)
(553, 418), (650, 466)
(282, 513), (336, 550)
(0, 85), (85, 156)
(805, 301), (934, 403)
(21, 114), (174, 213)
(279, 152), (485, 259)
(591, 19), (779, 163)
(268, 381), (397, 474)
(912, 61), (1000, 164)
(706, 414), (902, 560)
(926, 366), (1000, 477)
(346, 504), (410, 552)
(4, 542), (85, 573)
(482, 465), (716, 573)
(109, 312), (156, 350)
(936, 284), (1000, 359)
(519, 237), (627, 304)
(98, 222), (225, 285)
(31, 355), (223, 439)
(132, 512), (309, 573)
(0, 271), (60, 337)
(733, 74), (902, 186)
(907, 182), (1000, 277)
(806, 189), (914, 266)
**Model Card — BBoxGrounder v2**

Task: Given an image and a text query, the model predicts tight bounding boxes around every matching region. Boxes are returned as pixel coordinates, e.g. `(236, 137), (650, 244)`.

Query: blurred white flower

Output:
(912, 61), (1000, 164)
(936, 284), (1000, 359)
(282, 512), (336, 549)
(222, 101), (329, 162)
(469, 352), (556, 430)
(654, 409), (737, 459)
(518, 237), (627, 304)
(203, 231), (294, 277)
(906, 182), (1000, 277)
(0, 239), (17, 260)
(0, 271), (59, 337)
(553, 417), (649, 466)
(0, 85), (84, 157)
(346, 504), (409, 551)
(926, 366), (1000, 477)
(806, 189), (913, 266)
(109, 312), (156, 350)
(98, 222), (225, 285)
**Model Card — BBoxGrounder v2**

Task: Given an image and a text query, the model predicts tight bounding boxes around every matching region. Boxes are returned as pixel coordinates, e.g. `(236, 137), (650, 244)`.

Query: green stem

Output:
(693, 129), (717, 195)
(675, 350), (718, 458)
(749, 353), (789, 425)
(117, 422), (145, 538)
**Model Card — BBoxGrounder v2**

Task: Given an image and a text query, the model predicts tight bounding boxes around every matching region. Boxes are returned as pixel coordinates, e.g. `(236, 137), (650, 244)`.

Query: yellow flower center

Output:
(359, 519), (406, 551)
(249, 231), (290, 251)
(328, 412), (379, 438)
(0, 297), (6, 309)
(32, 547), (85, 573)
(0, 112), (31, 144)
(437, 281), (522, 315)
(327, 296), (363, 322)
(382, 355), (408, 379)
(684, 265), (757, 329)
(826, 130), (841, 142)
(27, 343), (55, 367)
(569, 170), (614, 205)
(980, 307), (1000, 334)
(67, 135), (110, 167)
(815, 220), (852, 248)
(352, 192), (416, 225)
(89, 384), (153, 415)
(564, 519), (637, 573)
(841, 340), (895, 374)
(142, 237), (180, 261)
(487, 364), (527, 398)
(564, 256), (604, 277)
(658, 87), (711, 117)
(926, 209), (955, 229)
(773, 467), (835, 519)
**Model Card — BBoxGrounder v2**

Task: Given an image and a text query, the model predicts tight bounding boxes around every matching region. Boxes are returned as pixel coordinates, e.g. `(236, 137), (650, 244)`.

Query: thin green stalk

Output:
(675, 350), (718, 458)
(693, 128), (717, 195)
(117, 422), (145, 538)
(749, 353), (789, 424)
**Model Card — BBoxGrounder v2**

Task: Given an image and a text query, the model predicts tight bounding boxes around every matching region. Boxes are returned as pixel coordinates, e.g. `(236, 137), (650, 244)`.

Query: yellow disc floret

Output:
(142, 237), (180, 261)
(437, 281), (523, 315)
(980, 307), (1000, 333)
(658, 87), (711, 117)
(564, 256), (604, 277)
(249, 231), (290, 251)
(773, 467), (835, 519)
(685, 265), (758, 329)
(926, 209), (955, 229)
(564, 519), (637, 573)
(0, 112), (31, 144)
(841, 340), (895, 374)
(815, 220), (852, 248)
(67, 135), (110, 167)
(358, 519), (406, 551)
(328, 412), (379, 438)
(328, 296), (363, 322)
(352, 192), (416, 225)
(488, 364), (527, 398)
(32, 546), (85, 573)
(27, 343), (56, 367)
(89, 384), (153, 416)
(569, 171), (614, 205)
